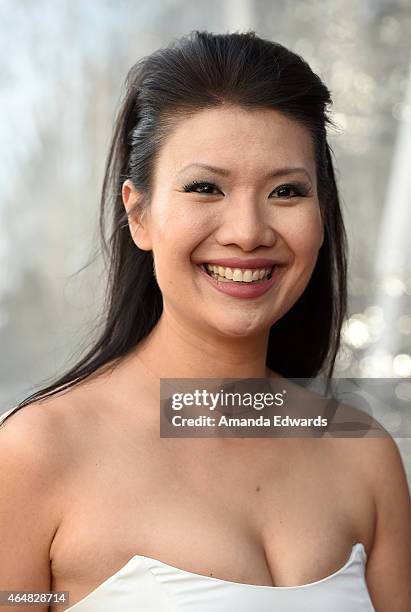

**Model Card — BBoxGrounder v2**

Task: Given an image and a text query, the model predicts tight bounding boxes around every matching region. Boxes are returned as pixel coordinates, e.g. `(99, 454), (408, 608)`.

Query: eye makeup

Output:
(181, 180), (312, 198)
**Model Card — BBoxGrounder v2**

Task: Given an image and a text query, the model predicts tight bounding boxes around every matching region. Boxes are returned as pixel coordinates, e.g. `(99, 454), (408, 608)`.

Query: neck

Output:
(130, 310), (271, 380)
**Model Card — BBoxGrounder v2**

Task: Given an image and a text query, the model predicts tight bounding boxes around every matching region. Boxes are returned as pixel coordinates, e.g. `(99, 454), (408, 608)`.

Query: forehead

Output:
(155, 105), (316, 180)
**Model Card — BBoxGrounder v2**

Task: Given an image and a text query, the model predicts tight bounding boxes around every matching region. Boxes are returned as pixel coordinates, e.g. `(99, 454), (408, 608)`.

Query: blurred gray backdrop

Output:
(1, 0), (410, 478)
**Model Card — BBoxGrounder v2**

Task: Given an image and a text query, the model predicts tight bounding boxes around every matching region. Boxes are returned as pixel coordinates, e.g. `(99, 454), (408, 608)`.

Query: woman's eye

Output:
(271, 183), (307, 198)
(182, 181), (220, 195)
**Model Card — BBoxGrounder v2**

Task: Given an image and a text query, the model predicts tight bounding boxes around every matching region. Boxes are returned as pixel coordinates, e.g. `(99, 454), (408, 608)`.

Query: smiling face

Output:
(122, 105), (324, 340)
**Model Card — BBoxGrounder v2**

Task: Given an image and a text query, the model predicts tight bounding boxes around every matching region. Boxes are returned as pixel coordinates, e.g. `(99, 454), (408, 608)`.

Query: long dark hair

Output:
(4, 30), (347, 422)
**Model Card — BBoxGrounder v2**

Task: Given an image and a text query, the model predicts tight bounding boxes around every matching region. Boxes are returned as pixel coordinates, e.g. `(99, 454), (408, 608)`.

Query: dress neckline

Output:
(139, 542), (366, 590)
(65, 542), (367, 610)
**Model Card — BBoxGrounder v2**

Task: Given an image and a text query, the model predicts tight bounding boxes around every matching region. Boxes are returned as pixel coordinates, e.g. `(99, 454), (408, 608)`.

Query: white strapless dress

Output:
(62, 543), (375, 611)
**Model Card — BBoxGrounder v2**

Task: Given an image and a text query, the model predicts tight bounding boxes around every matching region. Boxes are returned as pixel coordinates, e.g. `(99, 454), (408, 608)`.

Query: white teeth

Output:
(204, 264), (273, 283)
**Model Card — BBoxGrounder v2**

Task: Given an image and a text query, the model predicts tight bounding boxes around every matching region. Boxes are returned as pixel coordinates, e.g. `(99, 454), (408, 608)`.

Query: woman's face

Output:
(122, 106), (324, 339)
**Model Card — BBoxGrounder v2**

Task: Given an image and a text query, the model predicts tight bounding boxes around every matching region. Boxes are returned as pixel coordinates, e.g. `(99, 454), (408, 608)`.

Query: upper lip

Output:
(198, 258), (285, 269)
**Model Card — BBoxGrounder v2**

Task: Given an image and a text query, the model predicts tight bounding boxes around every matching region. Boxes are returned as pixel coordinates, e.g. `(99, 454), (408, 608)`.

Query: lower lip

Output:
(197, 265), (283, 299)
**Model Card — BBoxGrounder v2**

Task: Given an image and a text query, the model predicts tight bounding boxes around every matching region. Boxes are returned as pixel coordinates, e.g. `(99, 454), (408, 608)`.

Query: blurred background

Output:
(0, 0), (410, 478)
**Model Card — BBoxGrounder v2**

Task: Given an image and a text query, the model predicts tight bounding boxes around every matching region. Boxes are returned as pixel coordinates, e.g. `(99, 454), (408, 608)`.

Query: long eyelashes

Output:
(181, 180), (310, 198)
(182, 181), (220, 195)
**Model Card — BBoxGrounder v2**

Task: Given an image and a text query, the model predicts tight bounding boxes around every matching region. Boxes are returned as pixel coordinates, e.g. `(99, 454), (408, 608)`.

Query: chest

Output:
(50, 436), (375, 604)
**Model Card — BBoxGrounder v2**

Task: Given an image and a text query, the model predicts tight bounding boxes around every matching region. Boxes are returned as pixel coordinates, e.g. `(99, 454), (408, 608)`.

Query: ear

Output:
(121, 179), (152, 251)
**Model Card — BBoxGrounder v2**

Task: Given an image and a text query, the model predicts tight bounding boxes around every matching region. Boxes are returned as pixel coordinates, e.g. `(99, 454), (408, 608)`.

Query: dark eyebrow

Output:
(176, 163), (312, 181)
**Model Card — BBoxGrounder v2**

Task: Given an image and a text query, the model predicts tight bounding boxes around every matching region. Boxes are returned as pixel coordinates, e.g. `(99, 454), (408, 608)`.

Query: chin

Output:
(207, 316), (269, 339)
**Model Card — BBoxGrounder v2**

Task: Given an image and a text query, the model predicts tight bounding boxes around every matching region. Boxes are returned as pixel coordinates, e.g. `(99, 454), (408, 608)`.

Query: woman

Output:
(1, 30), (410, 612)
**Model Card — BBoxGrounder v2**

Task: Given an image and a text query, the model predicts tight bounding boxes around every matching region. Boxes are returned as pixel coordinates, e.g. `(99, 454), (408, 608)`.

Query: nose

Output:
(214, 194), (277, 252)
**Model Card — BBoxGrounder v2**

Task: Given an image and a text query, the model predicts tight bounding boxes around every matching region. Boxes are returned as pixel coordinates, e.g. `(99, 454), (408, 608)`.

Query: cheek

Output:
(155, 195), (215, 241)
(151, 200), (213, 270)
(282, 207), (323, 264)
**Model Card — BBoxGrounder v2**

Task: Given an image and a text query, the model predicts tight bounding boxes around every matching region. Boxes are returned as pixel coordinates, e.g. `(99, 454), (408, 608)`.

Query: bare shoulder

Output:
(0, 391), (80, 597)
(308, 396), (411, 609)
(0, 389), (86, 487)
(359, 433), (411, 610)
(0, 361), (136, 480)
(0, 383), (104, 543)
